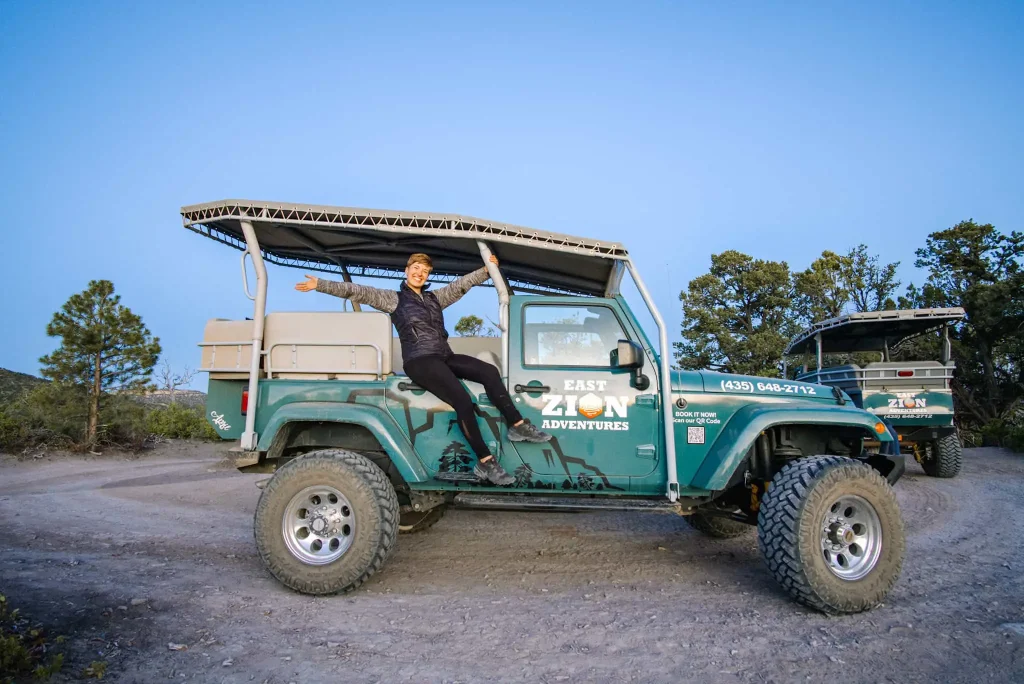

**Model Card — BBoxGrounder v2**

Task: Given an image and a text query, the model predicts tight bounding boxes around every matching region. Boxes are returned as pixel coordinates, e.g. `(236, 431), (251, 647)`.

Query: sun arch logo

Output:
(578, 393), (605, 419)
(888, 395), (927, 410)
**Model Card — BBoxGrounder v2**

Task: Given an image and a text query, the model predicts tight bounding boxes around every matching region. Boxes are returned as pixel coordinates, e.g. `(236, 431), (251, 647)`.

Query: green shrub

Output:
(978, 420), (1007, 447)
(0, 594), (64, 682)
(974, 417), (1024, 453)
(97, 394), (150, 451)
(2, 383), (87, 451)
(1006, 425), (1024, 453)
(146, 402), (217, 440)
(0, 407), (25, 451)
(0, 385), (216, 454)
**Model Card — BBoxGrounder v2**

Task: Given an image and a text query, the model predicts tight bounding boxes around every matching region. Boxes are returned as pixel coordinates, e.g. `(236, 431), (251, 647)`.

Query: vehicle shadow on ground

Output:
(372, 507), (779, 598)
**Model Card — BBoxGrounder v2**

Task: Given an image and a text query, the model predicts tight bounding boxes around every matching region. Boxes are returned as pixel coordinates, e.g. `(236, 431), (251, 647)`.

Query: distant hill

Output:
(0, 368), (206, 408)
(132, 388), (207, 410)
(0, 368), (47, 403)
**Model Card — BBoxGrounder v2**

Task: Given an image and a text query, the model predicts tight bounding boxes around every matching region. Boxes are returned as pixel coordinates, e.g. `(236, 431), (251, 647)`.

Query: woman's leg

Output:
(403, 355), (493, 460)
(444, 354), (523, 425)
(446, 355), (551, 443)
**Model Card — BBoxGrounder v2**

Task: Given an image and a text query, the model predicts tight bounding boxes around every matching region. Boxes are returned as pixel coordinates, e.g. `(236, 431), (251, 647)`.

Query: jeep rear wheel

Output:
(254, 449), (399, 595)
(758, 456), (905, 614)
(686, 509), (752, 539)
(922, 433), (962, 478)
(399, 505), (447, 534)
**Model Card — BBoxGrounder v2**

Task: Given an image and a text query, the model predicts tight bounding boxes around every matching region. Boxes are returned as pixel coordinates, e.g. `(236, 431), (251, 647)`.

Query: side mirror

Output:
(612, 340), (644, 370)
(612, 340), (649, 390)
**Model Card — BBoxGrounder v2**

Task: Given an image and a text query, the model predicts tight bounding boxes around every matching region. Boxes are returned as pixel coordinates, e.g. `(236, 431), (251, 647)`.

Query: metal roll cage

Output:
(189, 205), (679, 502)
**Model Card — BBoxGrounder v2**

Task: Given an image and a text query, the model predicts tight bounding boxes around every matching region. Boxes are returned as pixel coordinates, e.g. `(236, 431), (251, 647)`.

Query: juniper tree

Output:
(455, 315), (486, 336)
(674, 250), (795, 377)
(454, 314), (498, 337)
(905, 220), (1023, 425)
(845, 244), (901, 313)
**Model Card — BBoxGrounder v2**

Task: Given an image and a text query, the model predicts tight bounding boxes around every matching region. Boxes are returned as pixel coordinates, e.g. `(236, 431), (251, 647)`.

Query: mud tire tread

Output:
(254, 449), (399, 595)
(757, 455), (905, 615)
(923, 433), (962, 478)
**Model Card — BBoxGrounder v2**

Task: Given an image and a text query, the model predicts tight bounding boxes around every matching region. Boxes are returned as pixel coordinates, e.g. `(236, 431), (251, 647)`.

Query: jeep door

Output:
(506, 297), (660, 491)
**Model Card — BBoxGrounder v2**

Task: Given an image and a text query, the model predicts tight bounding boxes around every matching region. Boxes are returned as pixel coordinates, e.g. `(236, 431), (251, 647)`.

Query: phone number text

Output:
(720, 380), (818, 395)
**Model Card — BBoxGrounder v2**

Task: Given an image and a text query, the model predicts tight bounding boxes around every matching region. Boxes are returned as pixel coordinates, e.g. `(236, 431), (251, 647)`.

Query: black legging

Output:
(403, 354), (523, 459)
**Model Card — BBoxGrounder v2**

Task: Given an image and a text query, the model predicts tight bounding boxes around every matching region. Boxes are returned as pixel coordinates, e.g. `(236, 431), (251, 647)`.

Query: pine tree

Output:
(576, 473), (596, 490)
(39, 280), (161, 445)
(439, 441), (473, 472)
(513, 463), (534, 488)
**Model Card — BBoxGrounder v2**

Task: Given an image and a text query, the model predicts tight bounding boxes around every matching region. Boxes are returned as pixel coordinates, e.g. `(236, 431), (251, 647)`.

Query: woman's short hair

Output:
(406, 253), (433, 269)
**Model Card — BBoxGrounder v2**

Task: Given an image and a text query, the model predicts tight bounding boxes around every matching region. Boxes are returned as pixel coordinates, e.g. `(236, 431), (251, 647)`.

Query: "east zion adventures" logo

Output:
(540, 379), (629, 431)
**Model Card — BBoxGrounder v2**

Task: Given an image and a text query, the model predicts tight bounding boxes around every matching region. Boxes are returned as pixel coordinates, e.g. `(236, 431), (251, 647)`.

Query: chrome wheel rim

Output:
(282, 485), (356, 565)
(820, 494), (882, 581)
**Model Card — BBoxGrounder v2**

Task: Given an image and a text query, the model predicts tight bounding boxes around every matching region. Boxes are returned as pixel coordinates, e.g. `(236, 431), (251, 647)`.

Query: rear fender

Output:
(689, 404), (893, 491)
(255, 402), (430, 483)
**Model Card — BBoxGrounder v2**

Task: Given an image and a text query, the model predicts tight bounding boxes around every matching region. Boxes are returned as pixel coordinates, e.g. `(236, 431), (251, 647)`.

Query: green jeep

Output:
(185, 199), (907, 614)
(785, 308), (965, 478)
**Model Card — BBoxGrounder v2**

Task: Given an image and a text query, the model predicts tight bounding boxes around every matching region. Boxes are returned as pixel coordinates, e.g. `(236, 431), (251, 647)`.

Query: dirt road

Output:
(1, 443), (1023, 683)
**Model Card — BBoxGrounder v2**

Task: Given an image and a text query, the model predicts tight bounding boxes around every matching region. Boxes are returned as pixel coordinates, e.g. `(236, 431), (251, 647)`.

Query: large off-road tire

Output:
(254, 449), (399, 595)
(685, 509), (753, 539)
(922, 433), (962, 478)
(399, 505), (447, 534)
(757, 456), (905, 614)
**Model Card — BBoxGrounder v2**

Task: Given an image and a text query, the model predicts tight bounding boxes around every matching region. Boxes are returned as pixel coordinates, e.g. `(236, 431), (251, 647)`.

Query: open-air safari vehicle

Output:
(785, 308), (966, 478)
(185, 199), (910, 613)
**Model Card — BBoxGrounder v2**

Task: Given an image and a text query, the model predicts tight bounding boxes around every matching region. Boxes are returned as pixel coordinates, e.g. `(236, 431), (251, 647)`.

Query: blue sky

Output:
(1, 1), (1021, 385)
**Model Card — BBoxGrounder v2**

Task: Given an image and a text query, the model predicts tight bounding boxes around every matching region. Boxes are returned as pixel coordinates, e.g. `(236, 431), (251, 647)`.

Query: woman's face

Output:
(405, 262), (432, 289)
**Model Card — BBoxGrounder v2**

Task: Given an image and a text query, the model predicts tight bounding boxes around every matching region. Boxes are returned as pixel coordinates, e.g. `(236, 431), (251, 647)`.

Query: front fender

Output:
(256, 402), (430, 483)
(689, 403), (892, 491)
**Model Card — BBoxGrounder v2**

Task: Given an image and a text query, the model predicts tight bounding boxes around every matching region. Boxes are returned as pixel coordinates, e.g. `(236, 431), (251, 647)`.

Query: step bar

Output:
(453, 493), (693, 513)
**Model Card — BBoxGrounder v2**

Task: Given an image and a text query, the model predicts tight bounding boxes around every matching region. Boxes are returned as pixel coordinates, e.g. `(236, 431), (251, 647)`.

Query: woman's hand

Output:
(295, 275), (319, 292)
(489, 255), (499, 266)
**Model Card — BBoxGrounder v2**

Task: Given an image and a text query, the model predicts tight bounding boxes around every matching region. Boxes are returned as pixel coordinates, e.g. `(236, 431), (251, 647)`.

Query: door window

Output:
(522, 305), (627, 368)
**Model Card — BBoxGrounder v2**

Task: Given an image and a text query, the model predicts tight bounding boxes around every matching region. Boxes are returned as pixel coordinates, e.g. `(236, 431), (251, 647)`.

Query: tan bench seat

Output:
(263, 311), (393, 380)
(200, 319), (257, 380)
(201, 313), (502, 380)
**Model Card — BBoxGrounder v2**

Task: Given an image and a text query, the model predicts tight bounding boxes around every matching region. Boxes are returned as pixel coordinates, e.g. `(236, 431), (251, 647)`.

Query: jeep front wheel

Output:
(757, 456), (905, 614)
(254, 449), (399, 595)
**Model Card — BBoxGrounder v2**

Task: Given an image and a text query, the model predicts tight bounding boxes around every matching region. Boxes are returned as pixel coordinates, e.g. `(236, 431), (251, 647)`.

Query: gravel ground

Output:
(1, 442), (1023, 683)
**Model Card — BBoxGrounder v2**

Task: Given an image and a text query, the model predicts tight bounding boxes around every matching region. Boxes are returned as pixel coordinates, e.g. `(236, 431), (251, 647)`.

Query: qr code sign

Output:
(687, 426), (705, 444)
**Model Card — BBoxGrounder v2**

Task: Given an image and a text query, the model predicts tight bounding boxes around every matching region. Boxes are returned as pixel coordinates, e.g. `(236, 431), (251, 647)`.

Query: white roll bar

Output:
(476, 240), (510, 379)
(239, 219), (267, 451)
(625, 259), (678, 502)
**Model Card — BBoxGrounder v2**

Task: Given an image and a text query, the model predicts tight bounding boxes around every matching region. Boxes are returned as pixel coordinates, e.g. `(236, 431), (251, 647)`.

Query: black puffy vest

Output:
(392, 282), (451, 361)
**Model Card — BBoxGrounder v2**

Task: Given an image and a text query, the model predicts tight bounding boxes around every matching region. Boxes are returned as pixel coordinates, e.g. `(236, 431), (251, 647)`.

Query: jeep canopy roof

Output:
(181, 199), (628, 297)
(785, 308), (966, 355)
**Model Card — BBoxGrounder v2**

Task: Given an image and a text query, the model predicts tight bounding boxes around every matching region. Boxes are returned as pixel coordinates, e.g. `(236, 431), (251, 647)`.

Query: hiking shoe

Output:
(508, 419), (552, 443)
(473, 458), (515, 486)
